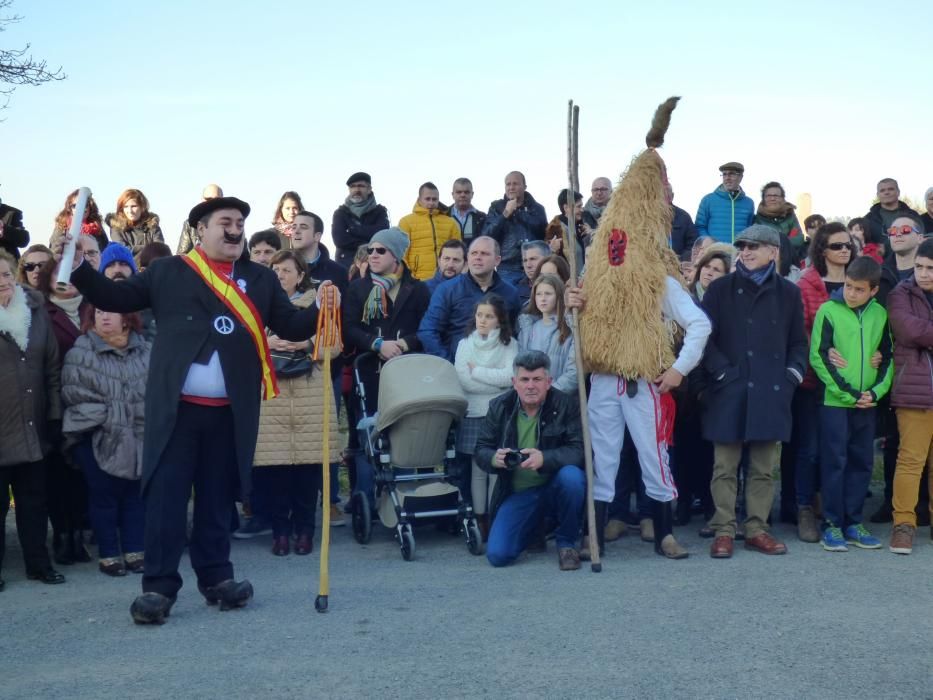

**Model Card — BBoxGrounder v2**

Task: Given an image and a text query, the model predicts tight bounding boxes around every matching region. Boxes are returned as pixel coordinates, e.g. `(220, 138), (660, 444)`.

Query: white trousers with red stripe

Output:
(588, 374), (677, 503)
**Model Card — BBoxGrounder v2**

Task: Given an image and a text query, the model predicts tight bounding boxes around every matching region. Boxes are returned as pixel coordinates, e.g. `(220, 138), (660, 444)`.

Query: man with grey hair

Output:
(584, 177), (612, 232)
(449, 178), (486, 244)
(694, 224), (807, 559)
(176, 184), (223, 254)
(474, 350), (586, 570)
(518, 239), (550, 305)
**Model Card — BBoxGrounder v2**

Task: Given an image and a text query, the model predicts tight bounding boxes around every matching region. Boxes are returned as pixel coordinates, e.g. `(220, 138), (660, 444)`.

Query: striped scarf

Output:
(362, 271), (401, 323)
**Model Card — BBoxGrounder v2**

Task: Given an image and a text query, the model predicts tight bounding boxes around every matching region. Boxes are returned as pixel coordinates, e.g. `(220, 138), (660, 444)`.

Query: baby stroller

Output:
(350, 352), (482, 560)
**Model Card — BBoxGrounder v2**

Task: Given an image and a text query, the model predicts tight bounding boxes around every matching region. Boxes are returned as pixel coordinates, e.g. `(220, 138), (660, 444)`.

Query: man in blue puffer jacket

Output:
(417, 236), (520, 361)
(696, 162), (755, 244)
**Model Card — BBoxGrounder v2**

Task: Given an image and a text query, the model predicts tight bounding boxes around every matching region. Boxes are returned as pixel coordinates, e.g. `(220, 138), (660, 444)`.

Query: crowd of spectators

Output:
(0, 169), (931, 594)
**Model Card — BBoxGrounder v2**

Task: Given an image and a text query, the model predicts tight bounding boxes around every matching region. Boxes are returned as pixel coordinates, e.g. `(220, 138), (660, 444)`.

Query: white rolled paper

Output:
(56, 186), (92, 288)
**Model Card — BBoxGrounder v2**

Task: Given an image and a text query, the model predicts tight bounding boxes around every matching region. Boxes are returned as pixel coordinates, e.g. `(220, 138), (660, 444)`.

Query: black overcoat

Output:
(696, 270), (807, 444)
(70, 255), (318, 495)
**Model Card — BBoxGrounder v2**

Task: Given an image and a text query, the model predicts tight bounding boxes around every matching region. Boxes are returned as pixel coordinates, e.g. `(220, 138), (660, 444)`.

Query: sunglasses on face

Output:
(23, 262), (45, 272)
(827, 242), (853, 251)
(366, 246), (388, 255)
(734, 241), (761, 251)
(887, 225), (919, 238)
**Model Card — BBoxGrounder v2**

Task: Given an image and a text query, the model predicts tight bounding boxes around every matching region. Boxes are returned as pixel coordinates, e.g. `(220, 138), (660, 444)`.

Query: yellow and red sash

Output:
(182, 247), (279, 400)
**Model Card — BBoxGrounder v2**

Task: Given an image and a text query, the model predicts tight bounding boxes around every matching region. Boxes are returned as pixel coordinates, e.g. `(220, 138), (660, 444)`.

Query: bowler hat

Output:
(188, 197), (251, 227)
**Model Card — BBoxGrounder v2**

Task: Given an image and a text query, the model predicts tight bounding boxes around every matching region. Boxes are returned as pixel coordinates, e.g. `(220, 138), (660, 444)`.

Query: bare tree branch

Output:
(0, 0), (66, 111)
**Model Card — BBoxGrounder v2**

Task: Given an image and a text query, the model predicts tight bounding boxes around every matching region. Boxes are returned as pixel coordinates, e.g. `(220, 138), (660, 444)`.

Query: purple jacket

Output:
(888, 278), (933, 410)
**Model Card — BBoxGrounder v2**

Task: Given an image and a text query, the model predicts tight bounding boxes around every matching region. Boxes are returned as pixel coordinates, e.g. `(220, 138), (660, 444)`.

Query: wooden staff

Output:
(564, 100), (601, 572)
(313, 285), (343, 611)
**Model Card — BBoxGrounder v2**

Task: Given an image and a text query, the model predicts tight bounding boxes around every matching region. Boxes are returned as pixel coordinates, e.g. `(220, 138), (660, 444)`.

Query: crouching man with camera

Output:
(474, 350), (586, 570)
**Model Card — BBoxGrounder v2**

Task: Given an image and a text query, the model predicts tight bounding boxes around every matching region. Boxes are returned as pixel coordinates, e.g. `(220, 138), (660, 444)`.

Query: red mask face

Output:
(608, 228), (628, 266)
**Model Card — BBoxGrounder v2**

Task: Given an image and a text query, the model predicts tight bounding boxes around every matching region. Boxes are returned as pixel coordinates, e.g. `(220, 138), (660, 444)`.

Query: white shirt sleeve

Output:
(662, 276), (711, 377)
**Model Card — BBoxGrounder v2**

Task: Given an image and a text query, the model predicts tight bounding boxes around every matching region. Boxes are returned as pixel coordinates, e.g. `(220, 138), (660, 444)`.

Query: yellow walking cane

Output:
(313, 285), (342, 612)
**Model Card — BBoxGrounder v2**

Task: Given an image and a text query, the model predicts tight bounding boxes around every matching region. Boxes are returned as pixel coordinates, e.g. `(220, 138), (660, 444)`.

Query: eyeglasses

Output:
(827, 242), (853, 252)
(734, 241), (761, 251)
(887, 225), (920, 238)
(366, 246), (388, 255)
(84, 250), (101, 258)
(592, 187), (610, 193)
(23, 262), (45, 272)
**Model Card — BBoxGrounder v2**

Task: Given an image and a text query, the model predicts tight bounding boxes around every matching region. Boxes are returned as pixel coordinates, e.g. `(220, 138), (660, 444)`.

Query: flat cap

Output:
(346, 171), (372, 186)
(735, 224), (780, 247)
(719, 161), (745, 174)
(188, 196), (250, 227)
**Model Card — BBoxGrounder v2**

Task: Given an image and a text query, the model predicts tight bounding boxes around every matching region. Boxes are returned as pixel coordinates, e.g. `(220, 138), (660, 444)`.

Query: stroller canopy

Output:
(376, 354), (468, 432)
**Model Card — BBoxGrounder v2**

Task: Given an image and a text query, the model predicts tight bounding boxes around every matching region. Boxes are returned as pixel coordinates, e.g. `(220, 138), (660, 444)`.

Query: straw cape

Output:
(579, 97), (684, 379)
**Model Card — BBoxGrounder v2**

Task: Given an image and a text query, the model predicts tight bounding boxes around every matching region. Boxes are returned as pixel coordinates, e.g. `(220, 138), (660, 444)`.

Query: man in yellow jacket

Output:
(398, 182), (461, 280)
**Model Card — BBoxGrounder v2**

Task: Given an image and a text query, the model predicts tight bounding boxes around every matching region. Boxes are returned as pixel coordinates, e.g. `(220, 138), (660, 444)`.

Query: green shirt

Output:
(511, 410), (548, 493)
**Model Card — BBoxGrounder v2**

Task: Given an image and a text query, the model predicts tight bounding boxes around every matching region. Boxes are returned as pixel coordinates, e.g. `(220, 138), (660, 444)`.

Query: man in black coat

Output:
(474, 350), (586, 571)
(332, 172), (390, 269)
(481, 171), (547, 286)
(695, 224), (807, 560)
(58, 197), (330, 624)
(0, 196), (30, 260)
(341, 227), (430, 500)
(864, 177), (917, 249)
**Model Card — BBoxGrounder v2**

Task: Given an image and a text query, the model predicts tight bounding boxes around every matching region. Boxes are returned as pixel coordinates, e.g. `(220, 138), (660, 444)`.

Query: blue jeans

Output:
(794, 387), (821, 507)
(487, 465), (585, 567)
(71, 437), (144, 559)
(819, 405), (875, 528)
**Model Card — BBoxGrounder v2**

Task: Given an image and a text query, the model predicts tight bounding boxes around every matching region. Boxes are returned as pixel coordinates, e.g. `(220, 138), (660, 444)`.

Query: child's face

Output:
(843, 278), (877, 308)
(534, 282), (558, 315)
(474, 304), (499, 335)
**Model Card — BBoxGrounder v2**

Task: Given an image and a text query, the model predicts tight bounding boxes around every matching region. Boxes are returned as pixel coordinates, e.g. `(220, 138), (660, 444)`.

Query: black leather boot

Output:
(199, 579), (254, 611)
(130, 592), (175, 625)
(72, 530), (91, 563)
(53, 531), (73, 566)
(652, 499), (688, 559)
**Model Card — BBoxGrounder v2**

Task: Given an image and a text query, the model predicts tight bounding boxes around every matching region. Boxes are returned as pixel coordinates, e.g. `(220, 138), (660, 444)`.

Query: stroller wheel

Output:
(399, 526), (415, 561)
(466, 521), (484, 556)
(351, 492), (372, 545)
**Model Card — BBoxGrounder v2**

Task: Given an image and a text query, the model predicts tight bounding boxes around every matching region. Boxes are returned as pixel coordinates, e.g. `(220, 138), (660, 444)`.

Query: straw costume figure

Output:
(576, 97), (712, 560)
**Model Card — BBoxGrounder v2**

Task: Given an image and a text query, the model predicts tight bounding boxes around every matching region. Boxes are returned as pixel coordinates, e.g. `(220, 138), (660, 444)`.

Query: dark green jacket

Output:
(809, 292), (893, 407)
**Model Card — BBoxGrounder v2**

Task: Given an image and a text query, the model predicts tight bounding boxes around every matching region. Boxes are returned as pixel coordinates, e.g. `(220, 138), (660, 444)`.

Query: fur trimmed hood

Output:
(0, 285), (41, 352)
(105, 211), (160, 233)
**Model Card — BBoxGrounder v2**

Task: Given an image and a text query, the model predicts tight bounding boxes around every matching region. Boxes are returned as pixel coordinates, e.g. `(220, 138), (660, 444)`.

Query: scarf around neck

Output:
(756, 201), (795, 219)
(362, 270), (401, 323)
(345, 193), (379, 219)
(0, 285), (32, 352)
(584, 198), (605, 222)
(736, 260), (775, 286)
(50, 293), (84, 328)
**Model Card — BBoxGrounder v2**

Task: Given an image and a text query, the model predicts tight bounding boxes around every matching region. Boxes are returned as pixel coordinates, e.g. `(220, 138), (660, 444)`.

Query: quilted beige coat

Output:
(253, 289), (342, 466)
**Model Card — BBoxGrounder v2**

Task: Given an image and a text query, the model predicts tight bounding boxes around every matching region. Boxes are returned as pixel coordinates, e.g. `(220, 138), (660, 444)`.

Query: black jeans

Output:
(142, 403), (239, 599)
(0, 461), (53, 575)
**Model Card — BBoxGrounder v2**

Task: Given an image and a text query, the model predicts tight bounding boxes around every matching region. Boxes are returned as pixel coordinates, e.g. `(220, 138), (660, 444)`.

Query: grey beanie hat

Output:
(369, 227), (410, 262)
(734, 224), (780, 248)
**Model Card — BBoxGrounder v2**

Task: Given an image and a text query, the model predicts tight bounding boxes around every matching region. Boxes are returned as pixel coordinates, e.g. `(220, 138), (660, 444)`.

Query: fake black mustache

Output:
(223, 230), (244, 244)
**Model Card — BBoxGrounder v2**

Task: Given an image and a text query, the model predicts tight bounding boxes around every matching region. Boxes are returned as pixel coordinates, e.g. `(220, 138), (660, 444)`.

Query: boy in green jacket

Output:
(810, 257), (893, 552)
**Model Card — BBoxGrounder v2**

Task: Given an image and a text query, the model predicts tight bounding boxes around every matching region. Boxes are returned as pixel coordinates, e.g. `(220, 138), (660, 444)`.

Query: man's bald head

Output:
(202, 184), (223, 201)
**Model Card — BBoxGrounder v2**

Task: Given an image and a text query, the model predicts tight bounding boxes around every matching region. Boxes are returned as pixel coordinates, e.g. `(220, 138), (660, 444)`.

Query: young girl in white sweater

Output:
(454, 294), (517, 534)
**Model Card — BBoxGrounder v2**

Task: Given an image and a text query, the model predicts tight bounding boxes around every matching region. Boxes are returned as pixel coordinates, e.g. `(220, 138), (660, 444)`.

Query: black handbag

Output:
(271, 350), (313, 379)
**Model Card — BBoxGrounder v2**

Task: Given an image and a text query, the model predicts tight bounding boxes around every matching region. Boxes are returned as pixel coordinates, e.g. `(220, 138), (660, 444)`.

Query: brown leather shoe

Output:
(272, 535), (290, 556)
(709, 536), (733, 558)
(294, 533), (313, 555)
(558, 547), (581, 571)
(744, 531), (787, 555)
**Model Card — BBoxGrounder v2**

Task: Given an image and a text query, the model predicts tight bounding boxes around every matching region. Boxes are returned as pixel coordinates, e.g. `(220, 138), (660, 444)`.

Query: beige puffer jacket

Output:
(253, 288), (342, 466)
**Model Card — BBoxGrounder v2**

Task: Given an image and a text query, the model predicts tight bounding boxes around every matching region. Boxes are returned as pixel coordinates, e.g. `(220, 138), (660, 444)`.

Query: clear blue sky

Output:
(3, 0), (931, 252)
